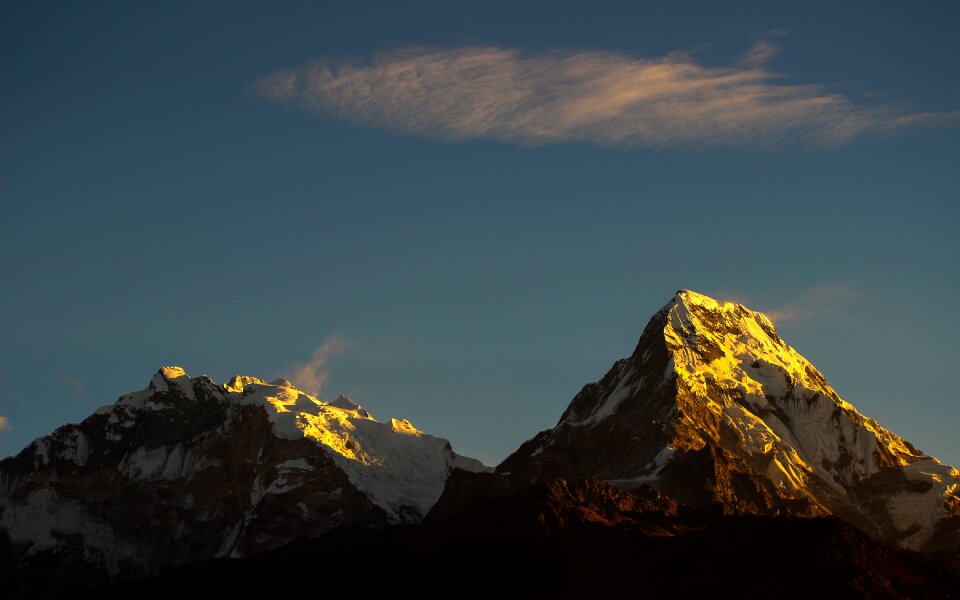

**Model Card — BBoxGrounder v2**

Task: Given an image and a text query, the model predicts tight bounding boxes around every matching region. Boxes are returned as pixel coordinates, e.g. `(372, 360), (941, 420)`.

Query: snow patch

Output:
(887, 458), (960, 548)
(120, 447), (170, 481)
(0, 488), (137, 575)
(563, 371), (643, 427)
(277, 458), (313, 471)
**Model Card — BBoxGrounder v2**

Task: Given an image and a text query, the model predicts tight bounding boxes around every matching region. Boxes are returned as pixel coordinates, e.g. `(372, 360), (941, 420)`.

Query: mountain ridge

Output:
(3, 289), (958, 598)
(0, 367), (485, 592)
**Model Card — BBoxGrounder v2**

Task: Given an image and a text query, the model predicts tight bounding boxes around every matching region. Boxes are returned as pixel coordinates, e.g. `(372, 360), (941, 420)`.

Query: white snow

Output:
(562, 370), (644, 428)
(886, 458), (960, 548)
(73, 432), (89, 467)
(653, 290), (958, 548)
(49, 431), (92, 467)
(119, 447), (170, 481)
(30, 438), (50, 467)
(0, 488), (137, 575)
(0, 362), (487, 572)
(119, 367), (196, 409)
(114, 442), (220, 482)
(663, 291), (918, 487)
(276, 458), (313, 471)
(607, 446), (677, 487)
(533, 291), (960, 550)
(224, 374), (490, 520)
(118, 389), (149, 409)
(152, 366), (192, 393)
(160, 444), (184, 480)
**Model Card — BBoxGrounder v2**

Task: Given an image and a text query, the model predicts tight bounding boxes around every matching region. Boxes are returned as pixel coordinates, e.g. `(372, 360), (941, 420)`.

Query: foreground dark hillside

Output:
(94, 477), (960, 600)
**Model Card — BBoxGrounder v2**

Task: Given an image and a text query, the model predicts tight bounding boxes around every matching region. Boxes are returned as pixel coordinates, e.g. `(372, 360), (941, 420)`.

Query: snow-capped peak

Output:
(0, 363), (490, 587)
(662, 291), (820, 396)
(658, 291), (958, 549)
(329, 395), (370, 417)
(224, 374), (269, 392)
(501, 290), (960, 552)
(150, 366), (192, 391)
(660, 290), (928, 473)
(673, 288), (735, 309)
(112, 368), (488, 520)
(668, 290), (780, 340)
(118, 366), (198, 408)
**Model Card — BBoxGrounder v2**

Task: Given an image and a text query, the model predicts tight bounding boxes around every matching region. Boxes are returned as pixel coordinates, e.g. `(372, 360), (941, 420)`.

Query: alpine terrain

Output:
(499, 290), (960, 552)
(0, 368), (485, 595)
(3, 289), (960, 599)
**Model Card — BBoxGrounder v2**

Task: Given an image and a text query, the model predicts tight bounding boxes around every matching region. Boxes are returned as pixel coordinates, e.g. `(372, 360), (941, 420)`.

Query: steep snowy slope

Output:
(0, 367), (485, 589)
(221, 373), (485, 519)
(499, 290), (960, 552)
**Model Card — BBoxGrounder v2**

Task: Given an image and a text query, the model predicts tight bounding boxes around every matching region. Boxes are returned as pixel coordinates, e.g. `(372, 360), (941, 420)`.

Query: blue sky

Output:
(1, 1), (958, 466)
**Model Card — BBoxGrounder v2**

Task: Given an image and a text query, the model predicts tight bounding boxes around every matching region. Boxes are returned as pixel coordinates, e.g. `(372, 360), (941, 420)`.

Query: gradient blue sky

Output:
(2, 1), (958, 466)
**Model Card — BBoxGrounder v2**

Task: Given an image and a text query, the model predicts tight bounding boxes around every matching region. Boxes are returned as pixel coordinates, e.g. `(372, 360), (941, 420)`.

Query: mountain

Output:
(5, 290), (960, 598)
(499, 290), (960, 552)
(0, 367), (485, 596)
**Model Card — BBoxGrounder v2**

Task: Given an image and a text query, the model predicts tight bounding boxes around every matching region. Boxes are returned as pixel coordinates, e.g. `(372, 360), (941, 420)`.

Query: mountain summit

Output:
(499, 290), (960, 551)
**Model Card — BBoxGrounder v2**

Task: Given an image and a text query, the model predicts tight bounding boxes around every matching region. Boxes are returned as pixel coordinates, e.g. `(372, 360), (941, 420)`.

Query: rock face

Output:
(499, 290), (960, 552)
(0, 367), (485, 594)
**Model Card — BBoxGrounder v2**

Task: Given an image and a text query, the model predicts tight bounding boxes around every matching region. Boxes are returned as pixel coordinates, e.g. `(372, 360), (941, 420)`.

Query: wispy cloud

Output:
(287, 335), (349, 397)
(764, 284), (862, 324)
(254, 43), (955, 148)
(58, 371), (86, 400)
(739, 39), (780, 68)
(0, 415), (10, 431)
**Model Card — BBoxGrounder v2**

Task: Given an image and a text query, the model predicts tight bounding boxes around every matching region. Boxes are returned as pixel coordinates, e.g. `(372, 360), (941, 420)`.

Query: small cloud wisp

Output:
(58, 371), (87, 400)
(287, 335), (349, 397)
(0, 415), (10, 432)
(254, 43), (955, 149)
(765, 284), (862, 324)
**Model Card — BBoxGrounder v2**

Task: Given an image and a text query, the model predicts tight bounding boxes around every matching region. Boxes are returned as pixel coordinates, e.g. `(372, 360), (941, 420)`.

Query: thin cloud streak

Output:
(0, 416), (9, 432)
(254, 44), (956, 148)
(58, 371), (86, 400)
(739, 40), (780, 68)
(764, 284), (862, 324)
(287, 335), (349, 397)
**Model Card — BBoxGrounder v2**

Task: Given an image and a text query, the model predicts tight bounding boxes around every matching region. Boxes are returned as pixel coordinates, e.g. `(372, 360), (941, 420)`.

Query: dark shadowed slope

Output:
(96, 477), (960, 600)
